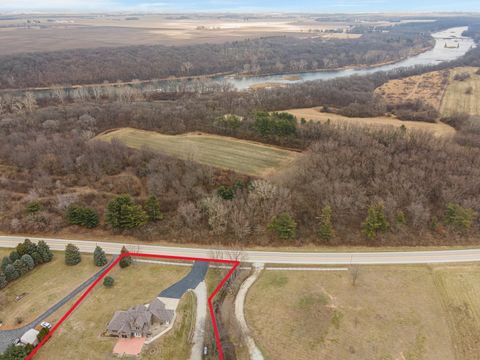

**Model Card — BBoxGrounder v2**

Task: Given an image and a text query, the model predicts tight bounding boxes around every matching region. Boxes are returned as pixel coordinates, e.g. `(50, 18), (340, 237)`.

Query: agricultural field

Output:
(245, 266), (473, 360)
(286, 107), (455, 137)
(95, 128), (299, 177)
(440, 67), (480, 117)
(0, 251), (100, 329)
(36, 262), (189, 360)
(374, 69), (450, 110)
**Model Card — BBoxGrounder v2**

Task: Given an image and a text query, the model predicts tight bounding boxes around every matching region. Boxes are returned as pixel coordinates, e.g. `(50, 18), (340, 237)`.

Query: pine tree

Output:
(268, 213), (297, 240)
(21, 254), (35, 271)
(317, 205), (334, 242)
(93, 246), (108, 267)
(0, 272), (7, 289)
(13, 259), (28, 276)
(4, 264), (19, 282)
(103, 276), (115, 288)
(31, 251), (43, 266)
(65, 244), (81, 266)
(1, 256), (12, 272)
(38, 241), (53, 263)
(9, 251), (20, 262)
(145, 195), (163, 222)
(362, 202), (389, 240)
(119, 246), (132, 268)
(106, 195), (147, 229)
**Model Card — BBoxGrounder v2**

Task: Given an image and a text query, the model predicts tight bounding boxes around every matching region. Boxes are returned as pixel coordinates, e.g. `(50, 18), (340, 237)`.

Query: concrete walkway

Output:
(189, 281), (207, 360)
(0, 257), (116, 353)
(235, 264), (264, 360)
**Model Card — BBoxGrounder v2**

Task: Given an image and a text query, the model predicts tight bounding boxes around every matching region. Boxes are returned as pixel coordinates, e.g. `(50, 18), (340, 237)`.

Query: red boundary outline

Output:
(25, 252), (240, 360)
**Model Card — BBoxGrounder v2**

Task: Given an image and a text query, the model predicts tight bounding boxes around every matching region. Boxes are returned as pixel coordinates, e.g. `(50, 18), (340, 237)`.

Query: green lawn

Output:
(95, 128), (298, 177)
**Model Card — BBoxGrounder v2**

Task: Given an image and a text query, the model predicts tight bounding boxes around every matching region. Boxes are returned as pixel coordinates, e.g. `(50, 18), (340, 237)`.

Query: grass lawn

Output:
(36, 262), (189, 360)
(0, 251), (100, 329)
(246, 265), (459, 360)
(143, 291), (196, 360)
(95, 128), (298, 177)
(440, 67), (480, 117)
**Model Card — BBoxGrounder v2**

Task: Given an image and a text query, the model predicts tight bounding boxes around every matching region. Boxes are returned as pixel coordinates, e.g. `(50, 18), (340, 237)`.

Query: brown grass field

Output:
(0, 251), (100, 329)
(95, 128), (299, 177)
(440, 67), (480, 117)
(246, 265), (480, 360)
(286, 107), (455, 137)
(36, 262), (189, 360)
(374, 69), (450, 110)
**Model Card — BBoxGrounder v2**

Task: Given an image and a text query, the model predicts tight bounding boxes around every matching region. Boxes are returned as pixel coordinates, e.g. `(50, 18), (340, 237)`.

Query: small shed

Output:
(21, 329), (39, 346)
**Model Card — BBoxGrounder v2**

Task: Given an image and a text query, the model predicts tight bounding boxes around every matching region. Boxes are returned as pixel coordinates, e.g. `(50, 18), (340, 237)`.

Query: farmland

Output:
(285, 107), (455, 137)
(245, 266), (472, 360)
(36, 262), (189, 360)
(95, 128), (299, 177)
(440, 67), (480, 117)
(0, 251), (100, 329)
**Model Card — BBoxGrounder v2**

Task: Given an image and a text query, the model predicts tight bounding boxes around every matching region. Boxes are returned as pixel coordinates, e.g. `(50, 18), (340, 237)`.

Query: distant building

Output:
(107, 298), (174, 338)
(21, 329), (39, 346)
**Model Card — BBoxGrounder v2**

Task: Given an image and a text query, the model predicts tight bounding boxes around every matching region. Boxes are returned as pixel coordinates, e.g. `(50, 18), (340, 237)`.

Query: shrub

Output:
(268, 213), (297, 240)
(9, 251), (20, 262)
(26, 201), (41, 214)
(4, 264), (19, 282)
(106, 195), (148, 229)
(144, 195), (163, 222)
(38, 241), (53, 263)
(317, 205), (334, 242)
(119, 246), (132, 268)
(103, 276), (115, 288)
(66, 204), (99, 228)
(1, 344), (31, 360)
(0, 272), (7, 289)
(65, 244), (81, 266)
(362, 203), (389, 240)
(37, 327), (50, 342)
(444, 203), (477, 232)
(1, 256), (12, 272)
(453, 72), (471, 81)
(13, 259), (28, 276)
(31, 251), (43, 266)
(20, 254), (35, 271)
(93, 246), (108, 267)
(217, 185), (235, 200)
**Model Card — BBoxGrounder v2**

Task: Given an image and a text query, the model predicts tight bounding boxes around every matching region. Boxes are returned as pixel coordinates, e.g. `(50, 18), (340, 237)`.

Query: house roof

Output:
(21, 329), (39, 345)
(148, 298), (175, 323)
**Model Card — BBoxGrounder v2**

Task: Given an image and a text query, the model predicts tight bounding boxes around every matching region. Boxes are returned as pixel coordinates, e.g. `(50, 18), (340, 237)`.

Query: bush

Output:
(26, 201), (41, 214)
(268, 213), (297, 240)
(103, 276), (115, 288)
(3, 264), (19, 282)
(144, 195), (163, 222)
(444, 203), (477, 232)
(9, 251), (20, 262)
(453, 72), (471, 81)
(20, 254), (35, 271)
(0, 272), (7, 289)
(119, 246), (132, 268)
(106, 195), (148, 229)
(0, 344), (31, 360)
(217, 185), (235, 200)
(37, 327), (50, 342)
(65, 244), (81, 266)
(1, 256), (12, 272)
(362, 203), (389, 240)
(13, 259), (28, 276)
(66, 204), (99, 228)
(93, 246), (108, 267)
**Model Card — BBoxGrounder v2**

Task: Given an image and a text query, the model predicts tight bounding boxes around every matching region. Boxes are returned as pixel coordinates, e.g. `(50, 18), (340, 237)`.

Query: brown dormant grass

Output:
(440, 67), (480, 117)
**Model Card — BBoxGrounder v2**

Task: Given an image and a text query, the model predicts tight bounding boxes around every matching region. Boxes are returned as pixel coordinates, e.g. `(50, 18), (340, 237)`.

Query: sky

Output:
(1, 0), (480, 13)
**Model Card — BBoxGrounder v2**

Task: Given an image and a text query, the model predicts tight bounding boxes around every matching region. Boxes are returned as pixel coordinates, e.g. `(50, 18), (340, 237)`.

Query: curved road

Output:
(1, 236), (480, 264)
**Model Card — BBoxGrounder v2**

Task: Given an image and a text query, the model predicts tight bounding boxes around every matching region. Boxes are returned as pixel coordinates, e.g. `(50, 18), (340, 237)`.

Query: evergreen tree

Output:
(9, 251), (20, 262)
(0, 272), (7, 289)
(37, 327), (50, 342)
(317, 205), (334, 242)
(106, 195), (148, 229)
(13, 259), (28, 276)
(65, 244), (81, 266)
(23, 239), (38, 256)
(119, 246), (132, 269)
(1, 344), (31, 360)
(66, 205), (99, 228)
(103, 276), (115, 288)
(93, 246), (108, 267)
(31, 251), (43, 266)
(144, 195), (163, 222)
(4, 264), (19, 282)
(20, 254), (35, 271)
(1, 256), (12, 272)
(362, 202), (389, 240)
(268, 213), (297, 240)
(38, 241), (53, 263)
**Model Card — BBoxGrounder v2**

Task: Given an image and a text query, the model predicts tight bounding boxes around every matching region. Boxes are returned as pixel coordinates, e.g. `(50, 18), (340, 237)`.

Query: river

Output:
(219, 26), (476, 90)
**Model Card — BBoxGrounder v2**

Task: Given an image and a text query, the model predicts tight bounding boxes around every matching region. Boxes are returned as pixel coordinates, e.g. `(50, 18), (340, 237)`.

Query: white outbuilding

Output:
(20, 329), (39, 346)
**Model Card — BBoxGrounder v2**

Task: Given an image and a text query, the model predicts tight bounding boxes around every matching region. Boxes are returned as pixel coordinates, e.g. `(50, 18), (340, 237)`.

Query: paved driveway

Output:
(159, 261), (209, 299)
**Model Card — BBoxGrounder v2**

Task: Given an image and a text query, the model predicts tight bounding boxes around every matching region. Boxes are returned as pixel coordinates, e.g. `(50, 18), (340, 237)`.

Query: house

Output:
(20, 329), (39, 346)
(107, 298), (174, 338)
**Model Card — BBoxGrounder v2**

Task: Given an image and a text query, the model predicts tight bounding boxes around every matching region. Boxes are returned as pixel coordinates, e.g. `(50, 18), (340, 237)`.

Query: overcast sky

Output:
(1, 0), (480, 12)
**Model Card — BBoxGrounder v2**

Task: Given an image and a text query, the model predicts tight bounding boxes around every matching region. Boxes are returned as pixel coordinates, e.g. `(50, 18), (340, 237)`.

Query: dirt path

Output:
(234, 264), (264, 360)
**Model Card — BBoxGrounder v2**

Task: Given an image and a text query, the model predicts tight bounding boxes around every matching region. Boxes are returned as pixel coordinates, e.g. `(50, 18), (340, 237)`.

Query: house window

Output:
(134, 332), (141, 338)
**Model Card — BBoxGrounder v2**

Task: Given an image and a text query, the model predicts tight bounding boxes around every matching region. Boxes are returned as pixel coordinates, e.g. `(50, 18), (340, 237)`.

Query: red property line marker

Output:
(26, 252), (240, 360)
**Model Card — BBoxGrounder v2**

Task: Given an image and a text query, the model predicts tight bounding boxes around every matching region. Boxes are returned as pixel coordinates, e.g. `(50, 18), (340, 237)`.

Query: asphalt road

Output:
(2, 236), (480, 265)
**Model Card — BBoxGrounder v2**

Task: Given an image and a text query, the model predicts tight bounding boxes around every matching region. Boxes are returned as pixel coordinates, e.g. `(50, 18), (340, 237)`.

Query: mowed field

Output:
(0, 251), (100, 329)
(36, 262), (189, 360)
(95, 128), (299, 177)
(440, 67), (480, 117)
(246, 265), (480, 360)
(286, 107), (455, 137)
